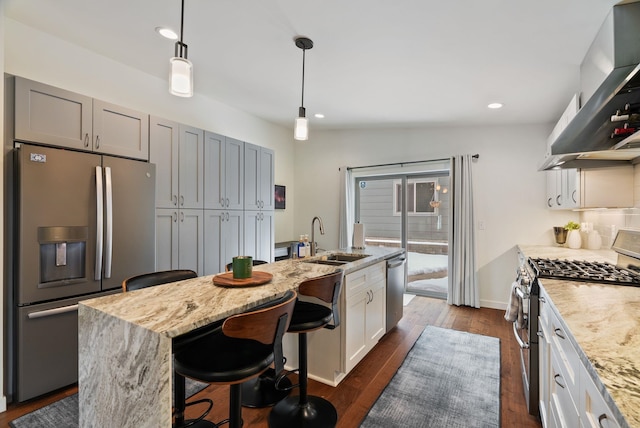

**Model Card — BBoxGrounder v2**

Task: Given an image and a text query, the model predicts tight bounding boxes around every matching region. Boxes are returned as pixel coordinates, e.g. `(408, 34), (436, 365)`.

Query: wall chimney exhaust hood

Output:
(540, 0), (640, 171)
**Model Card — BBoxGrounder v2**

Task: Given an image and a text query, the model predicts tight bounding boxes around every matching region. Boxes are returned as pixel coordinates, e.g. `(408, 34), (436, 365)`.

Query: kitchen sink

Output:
(302, 253), (370, 266)
(324, 253), (369, 262)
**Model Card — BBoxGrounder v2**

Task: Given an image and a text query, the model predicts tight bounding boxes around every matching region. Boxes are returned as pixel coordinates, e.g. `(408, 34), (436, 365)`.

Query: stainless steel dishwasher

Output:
(386, 253), (406, 332)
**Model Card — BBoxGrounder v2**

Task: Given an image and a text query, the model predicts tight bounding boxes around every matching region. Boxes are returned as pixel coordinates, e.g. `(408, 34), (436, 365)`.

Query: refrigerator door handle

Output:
(27, 304), (79, 319)
(95, 166), (103, 280)
(104, 166), (113, 278)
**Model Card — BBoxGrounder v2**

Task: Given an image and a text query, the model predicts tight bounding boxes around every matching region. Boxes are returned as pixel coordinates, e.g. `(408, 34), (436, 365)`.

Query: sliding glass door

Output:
(355, 170), (450, 299)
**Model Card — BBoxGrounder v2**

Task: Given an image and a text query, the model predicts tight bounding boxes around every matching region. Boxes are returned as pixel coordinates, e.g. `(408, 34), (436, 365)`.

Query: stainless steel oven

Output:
(511, 254), (539, 417)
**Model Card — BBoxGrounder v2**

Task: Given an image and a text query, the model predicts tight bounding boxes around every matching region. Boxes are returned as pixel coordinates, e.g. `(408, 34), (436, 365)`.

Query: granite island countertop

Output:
(518, 245), (640, 428)
(77, 246), (402, 427)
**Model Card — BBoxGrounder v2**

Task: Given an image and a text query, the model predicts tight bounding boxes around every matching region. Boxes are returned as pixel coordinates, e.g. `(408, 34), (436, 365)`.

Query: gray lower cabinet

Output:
(155, 208), (204, 275)
(244, 210), (274, 263)
(15, 76), (149, 160)
(203, 210), (244, 275)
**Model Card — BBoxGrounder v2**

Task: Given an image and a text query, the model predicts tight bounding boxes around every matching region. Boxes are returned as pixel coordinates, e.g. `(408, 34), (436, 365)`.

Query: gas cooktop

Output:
(529, 257), (640, 286)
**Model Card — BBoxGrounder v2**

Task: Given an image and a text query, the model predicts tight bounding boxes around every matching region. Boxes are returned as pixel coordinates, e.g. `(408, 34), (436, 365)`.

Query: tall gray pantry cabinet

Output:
(150, 120), (275, 276)
(150, 118), (205, 274)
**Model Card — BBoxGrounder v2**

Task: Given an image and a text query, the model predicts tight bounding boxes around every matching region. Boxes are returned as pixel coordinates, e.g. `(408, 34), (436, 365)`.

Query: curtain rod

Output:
(346, 154), (479, 171)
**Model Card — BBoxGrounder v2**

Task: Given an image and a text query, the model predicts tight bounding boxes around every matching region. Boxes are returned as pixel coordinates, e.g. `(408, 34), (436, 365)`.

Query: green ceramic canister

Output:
(232, 256), (253, 279)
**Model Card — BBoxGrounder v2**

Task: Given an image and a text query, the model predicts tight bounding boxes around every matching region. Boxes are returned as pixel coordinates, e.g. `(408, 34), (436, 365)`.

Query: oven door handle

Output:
(27, 304), (79, 319)
(515, 287), (527, 299)
(512, 321), (529, 349)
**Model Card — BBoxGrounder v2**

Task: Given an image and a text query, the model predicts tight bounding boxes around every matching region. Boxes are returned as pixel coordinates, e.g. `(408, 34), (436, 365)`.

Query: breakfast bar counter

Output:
(77, 246), (400, 428)
(78, 260), (336, 428)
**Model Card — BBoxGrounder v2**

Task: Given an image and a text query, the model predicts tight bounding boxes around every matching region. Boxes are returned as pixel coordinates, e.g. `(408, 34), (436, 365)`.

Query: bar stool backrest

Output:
(298, 270), (343, 329)
(122, 269), (197, 292)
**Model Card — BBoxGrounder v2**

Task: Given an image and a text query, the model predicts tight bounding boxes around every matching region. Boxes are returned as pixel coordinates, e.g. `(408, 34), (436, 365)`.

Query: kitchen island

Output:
(518, 245), (640, 428)
(78, 246), (401, 428)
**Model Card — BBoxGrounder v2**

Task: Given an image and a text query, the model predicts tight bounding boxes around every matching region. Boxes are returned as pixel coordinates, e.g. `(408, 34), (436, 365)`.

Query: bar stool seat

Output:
(269, 270), (343, 428)
(175, 290), (297, 428)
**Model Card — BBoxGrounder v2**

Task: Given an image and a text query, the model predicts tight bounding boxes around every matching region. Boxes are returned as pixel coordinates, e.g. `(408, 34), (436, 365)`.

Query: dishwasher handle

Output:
(387, 257), (406, 269)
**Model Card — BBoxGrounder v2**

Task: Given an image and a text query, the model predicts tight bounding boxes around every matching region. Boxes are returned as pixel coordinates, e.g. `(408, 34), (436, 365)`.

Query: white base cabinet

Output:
(283, 261), (387, 386)
(539, 284), (621, 428)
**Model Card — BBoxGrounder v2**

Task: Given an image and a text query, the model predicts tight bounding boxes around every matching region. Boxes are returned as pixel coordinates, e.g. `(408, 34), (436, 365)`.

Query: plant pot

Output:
(566, 229), (582, 249)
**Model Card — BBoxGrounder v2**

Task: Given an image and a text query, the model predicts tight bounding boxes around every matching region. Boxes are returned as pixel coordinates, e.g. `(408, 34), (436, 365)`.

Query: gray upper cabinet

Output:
(15, 77), (92, 150)
(244, 142), (275, 211)
(179, 125), (205, 209)
(150, 118), (204, 209)
(150, 117), (180, 208)
(14, 77), (149, 160)
(204, 132), (244, 210)
(92, 100), (149, 160)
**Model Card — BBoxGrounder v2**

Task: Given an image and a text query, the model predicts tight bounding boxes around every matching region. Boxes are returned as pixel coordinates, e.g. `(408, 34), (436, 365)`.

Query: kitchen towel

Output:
(353, 223), (365, 248)
(504, 281), (524, 329)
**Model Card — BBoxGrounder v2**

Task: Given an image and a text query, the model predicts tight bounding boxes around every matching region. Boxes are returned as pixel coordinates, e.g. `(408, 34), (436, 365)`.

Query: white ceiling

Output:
(4, 0), (620, 131)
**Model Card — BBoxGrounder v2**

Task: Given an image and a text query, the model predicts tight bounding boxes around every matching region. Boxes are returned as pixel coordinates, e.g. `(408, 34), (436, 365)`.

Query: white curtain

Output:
(339, 166), (355, 249)
(447, 154), (479, 308)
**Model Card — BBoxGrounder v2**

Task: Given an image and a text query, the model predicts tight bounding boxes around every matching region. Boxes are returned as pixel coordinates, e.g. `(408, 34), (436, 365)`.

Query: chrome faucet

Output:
(311, 216), (325, 256)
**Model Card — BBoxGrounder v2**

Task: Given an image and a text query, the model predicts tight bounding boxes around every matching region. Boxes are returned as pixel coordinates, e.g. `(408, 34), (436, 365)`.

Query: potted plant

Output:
(564, 221), (581, 249)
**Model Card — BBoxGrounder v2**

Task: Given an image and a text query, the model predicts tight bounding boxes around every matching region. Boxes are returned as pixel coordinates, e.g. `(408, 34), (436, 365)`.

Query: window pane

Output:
(415, 181), (435, 213)
(407, 183), (415, 212)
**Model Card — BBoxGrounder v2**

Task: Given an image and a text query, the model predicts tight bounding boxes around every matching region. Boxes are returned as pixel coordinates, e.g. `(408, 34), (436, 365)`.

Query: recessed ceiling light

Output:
(487, 103), (503, 109)
(314, 113), (325, 119)
(155, 26), (178, 40)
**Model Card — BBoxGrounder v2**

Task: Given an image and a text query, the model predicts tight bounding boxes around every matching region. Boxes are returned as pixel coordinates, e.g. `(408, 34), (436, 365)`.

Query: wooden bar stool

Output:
(269, 270), (343, 428)
(174, 290), (297, 428)
(122, 269), (220, 428)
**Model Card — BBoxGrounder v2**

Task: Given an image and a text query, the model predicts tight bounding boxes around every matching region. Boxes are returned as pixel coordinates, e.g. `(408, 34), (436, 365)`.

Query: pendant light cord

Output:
(178, 0), (185, 58)
(301, 48), (306, 108)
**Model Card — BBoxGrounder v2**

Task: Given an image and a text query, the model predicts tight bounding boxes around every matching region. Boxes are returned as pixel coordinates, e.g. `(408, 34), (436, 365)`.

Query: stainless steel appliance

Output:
(386, 254), (406, 332)
(512, 228), (640, 417)
(10, 143), (156, 401)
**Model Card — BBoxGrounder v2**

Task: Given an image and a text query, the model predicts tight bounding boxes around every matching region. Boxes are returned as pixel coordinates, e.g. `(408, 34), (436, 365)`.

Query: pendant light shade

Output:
(170, 56), (193, 97)
(294, 107), (309, 140)
(294, 37), (313, 141)
(169, 0), (193, 97)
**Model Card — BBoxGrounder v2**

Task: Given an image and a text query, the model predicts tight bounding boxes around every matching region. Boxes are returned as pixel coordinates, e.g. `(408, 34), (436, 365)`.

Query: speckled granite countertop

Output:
(518, 245), (639, 428)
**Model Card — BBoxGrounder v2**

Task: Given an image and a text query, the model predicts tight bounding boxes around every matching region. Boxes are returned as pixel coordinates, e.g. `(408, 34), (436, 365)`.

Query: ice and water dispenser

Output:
(38, 226), (87, 287)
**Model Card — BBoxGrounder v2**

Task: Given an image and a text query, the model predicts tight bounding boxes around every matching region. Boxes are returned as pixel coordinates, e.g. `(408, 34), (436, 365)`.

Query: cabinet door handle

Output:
(598, 414), (608, 428)
(84, 133), (90, 148)
(572, 190), (577, 204)
(554, 374), (565, 389)
(226, 212), (229, 221)
(554, 328), (565, 340)
(95, 135), (100, 149)
(180, 212), (184, 222)
(180, 195), (185, 206)
(220, 198), (225, 207)
(226, 198), (230, 207)
(539, 296), (546, 303)
(547, 198), (553, 207)
(537, 330), (544, 339)
(173, 195), (178, 206)
(173, 212), (178, 222)
(556, 195), (562, 205)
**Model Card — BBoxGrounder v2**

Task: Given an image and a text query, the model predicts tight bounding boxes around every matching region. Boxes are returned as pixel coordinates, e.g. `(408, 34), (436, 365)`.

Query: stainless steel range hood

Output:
(540, 0), (640, 170)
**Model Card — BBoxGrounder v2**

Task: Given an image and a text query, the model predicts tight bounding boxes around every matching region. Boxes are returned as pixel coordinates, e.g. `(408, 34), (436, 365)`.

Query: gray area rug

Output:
(9, 378), (208, 428)
(361, 325), (501, 428)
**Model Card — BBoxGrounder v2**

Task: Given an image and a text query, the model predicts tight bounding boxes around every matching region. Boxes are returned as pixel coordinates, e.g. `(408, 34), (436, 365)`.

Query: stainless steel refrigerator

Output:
(11, 143), (156, 401)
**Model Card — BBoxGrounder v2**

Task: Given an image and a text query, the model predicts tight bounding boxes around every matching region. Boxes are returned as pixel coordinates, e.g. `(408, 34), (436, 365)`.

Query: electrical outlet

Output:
(478, 221), (485, 230)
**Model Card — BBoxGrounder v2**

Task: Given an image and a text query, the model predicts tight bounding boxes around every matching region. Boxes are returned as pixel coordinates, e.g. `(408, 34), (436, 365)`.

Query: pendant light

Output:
(170, 0), (193, 97)
(294, 37), (313, 140)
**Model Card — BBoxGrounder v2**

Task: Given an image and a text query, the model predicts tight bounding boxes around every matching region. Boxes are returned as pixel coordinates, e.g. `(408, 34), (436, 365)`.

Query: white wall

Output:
(293, 125), (578, 309)
(0, 1), (7, 413)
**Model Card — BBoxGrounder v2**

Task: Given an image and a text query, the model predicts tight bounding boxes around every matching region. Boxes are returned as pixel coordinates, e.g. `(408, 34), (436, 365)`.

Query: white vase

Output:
(567, 230), (582, 249)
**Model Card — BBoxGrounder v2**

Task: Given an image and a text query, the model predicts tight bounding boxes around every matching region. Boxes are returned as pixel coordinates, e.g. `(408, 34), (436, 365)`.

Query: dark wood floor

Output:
(0, 295), (542, 428)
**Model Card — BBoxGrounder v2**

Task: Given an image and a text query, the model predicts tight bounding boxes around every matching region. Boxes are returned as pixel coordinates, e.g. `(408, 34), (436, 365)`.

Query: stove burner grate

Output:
(529, 258), (640, 286)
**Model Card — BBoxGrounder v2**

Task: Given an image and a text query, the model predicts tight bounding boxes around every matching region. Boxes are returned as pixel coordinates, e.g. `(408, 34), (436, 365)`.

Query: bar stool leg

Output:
(229, 384), (243, 428)
(268, 332), (338, 428)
